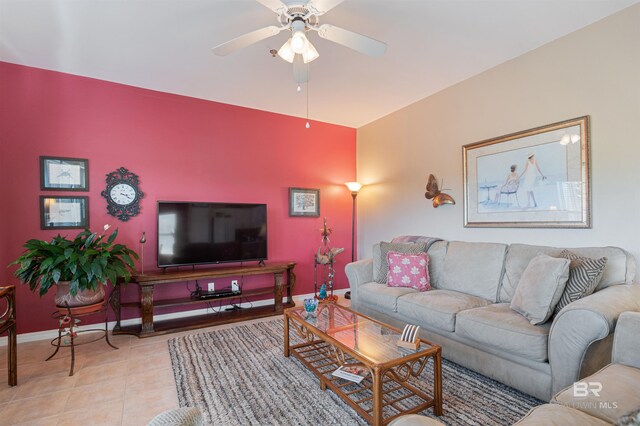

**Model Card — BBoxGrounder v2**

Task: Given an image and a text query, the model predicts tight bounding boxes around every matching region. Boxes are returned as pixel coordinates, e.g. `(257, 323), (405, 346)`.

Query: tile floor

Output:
(0, 315), (287, 426)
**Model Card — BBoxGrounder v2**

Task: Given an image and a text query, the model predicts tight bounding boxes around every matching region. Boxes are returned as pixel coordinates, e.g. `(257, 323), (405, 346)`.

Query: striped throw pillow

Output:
(554, 250), (607, 314)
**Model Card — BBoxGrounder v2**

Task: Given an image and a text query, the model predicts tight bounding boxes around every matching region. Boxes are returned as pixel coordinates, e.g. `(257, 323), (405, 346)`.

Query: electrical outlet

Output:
(231, 280), (239, 291)
(208, 282), (215, 292)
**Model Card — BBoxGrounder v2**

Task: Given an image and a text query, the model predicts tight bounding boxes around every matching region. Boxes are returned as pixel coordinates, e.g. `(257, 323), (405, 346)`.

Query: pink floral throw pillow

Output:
(386, 251), (431, 291)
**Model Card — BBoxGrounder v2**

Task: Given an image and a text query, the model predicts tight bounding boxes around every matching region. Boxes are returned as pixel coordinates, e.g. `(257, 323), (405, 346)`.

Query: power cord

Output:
(190, 281), (202, 299)
(188, 276), (249, 311)
(226, 275), (249, 311)
(206, 301), (220, 314)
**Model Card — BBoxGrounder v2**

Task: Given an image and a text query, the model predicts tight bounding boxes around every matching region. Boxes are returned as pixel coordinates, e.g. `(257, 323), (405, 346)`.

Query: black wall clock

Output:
(101, 167), (144, 221)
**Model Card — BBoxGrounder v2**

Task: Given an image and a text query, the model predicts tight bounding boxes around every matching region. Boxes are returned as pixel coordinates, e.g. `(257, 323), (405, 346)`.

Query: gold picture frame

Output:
(463, 116), (590, 228)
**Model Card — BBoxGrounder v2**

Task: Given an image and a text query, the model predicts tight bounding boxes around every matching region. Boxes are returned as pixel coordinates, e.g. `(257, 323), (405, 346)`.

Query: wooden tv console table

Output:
(111, 262), (296, 338)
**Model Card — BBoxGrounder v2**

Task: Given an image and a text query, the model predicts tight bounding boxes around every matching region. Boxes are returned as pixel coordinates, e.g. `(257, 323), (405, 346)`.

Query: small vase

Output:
(54, 281), (105, 308)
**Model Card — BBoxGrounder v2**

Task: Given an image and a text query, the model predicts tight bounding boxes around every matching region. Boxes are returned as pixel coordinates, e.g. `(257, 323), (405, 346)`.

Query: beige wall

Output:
(356, 5), (640, 263)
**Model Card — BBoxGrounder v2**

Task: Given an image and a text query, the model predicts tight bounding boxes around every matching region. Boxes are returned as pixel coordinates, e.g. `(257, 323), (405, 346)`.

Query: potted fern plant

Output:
(10, 225), (138, 312)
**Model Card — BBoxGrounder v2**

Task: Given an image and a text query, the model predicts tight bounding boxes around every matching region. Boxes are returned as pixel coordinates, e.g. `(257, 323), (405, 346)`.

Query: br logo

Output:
(573, 381), (603, 397)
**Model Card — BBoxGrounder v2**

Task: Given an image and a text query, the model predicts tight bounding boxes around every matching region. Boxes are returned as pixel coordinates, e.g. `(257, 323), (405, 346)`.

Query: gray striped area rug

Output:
(168, 319), (542, 425)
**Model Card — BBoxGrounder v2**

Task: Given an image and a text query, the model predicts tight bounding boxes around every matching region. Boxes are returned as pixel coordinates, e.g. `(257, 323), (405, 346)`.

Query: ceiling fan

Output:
(212, 0), (387, 83)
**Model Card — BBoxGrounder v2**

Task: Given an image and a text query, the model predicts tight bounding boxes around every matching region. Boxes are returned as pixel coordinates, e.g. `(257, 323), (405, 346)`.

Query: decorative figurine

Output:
(321, 218), (332, 240)
(314, 217), (344, 302)
(139, 231), (147, 274)
(303, 298), (318, 316)
(319, 283), (327, 300)
(316, 247), (345, 265)
(425, 174), (455, 208)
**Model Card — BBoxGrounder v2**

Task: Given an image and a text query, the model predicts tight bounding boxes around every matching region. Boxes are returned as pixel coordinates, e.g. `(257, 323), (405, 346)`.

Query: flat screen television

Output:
(157, 201), (267, 268)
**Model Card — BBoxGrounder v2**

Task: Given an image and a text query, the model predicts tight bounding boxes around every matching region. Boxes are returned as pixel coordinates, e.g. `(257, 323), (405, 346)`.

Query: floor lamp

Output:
(345, 182), (363, 300)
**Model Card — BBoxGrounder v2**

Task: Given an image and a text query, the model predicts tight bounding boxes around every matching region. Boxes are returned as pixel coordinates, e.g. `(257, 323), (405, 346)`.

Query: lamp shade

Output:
(345, 182), (363, 193)
(291, 30), (309, 54)
(302, 41), (319, 63)
(278, 39), (295, 63)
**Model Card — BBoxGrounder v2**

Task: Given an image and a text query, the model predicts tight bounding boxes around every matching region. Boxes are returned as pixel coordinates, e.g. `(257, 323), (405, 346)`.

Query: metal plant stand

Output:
(47, 299), (117, 376)
(314, 217), (343, 301)
(314, 256), (336, 300)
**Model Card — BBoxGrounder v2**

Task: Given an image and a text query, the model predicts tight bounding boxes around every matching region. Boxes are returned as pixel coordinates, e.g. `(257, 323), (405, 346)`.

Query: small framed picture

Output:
(40, 156), (88, 191)
(40, 196), (89, 230)
(289, 188), (320, 217)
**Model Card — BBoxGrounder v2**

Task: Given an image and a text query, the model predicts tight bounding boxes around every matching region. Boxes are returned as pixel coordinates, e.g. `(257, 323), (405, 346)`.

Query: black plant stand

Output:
(46, 300), (117, 376)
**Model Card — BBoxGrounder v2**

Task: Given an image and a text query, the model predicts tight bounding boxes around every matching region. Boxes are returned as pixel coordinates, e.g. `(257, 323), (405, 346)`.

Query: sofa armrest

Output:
(345, 258), (374, 302)
(612, 311), (640, 368)
(548, 284), (640, 396)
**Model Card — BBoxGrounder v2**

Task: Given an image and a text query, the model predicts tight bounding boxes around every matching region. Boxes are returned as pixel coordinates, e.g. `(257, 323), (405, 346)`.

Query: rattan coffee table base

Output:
(284, 305), (442, 426)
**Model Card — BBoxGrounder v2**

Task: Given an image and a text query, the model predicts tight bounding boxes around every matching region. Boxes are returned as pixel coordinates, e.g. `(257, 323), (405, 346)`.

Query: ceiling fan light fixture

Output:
(302, 42), (319, 63)
(291, 30), (309, 54)
(278, 39), (295, 63)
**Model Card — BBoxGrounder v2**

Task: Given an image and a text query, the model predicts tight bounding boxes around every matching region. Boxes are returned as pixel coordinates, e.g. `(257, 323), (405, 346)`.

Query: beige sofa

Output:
(345, 238), (640, 401)
(516, 311), (640, 425)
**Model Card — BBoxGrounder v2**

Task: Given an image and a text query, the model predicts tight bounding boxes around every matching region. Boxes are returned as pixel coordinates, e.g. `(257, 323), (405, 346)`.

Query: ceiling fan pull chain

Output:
(306, 78), (310, 129)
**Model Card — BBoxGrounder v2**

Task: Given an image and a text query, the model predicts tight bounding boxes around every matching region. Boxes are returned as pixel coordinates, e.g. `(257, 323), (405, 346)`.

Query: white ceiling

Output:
(0, 0), (637, 128)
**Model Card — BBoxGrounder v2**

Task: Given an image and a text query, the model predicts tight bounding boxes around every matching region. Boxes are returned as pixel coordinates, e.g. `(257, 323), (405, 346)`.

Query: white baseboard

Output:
(0, 288), (348, 346)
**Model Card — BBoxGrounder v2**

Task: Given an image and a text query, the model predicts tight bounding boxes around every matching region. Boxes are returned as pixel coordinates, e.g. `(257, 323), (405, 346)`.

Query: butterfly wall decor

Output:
(425, 174), (455, 208)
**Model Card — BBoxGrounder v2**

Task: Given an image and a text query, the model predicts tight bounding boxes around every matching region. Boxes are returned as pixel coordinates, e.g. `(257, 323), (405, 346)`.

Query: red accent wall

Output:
(0, 62), (356, 334)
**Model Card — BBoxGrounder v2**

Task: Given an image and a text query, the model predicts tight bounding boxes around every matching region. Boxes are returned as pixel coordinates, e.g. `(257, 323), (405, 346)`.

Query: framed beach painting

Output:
(463, 116), (590, 228)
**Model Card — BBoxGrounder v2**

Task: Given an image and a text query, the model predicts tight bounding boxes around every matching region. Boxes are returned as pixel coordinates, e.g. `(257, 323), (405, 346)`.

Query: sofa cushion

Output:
(499, 244), (634, 303)
(391, 236), (441, 245)
(388, 414), (445, 425)
(515, 404), (610, 426)
(510, 254), (570, 325)
(396, 290), (492, 332)
(455, 304), (551, 362)
(617, 407), (640, 426)
(357, 282), (418, 314)
(425, 241), (448, 288)
(373, 242), (427, 284)
(372, 243), (383, 282)
(553, 363), (640, 424)
(613, 311), (640, 369)
(554, 250), (607, 314)
(439, 241), (507, 301)
(386, 251), (430, 291)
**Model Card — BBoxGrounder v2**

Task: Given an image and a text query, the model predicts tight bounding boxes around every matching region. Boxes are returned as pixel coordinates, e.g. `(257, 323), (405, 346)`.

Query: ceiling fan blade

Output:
(317, 24), (387, 57)
(212, 26), (284, 56)
(255, 0), (288, 14)
(307, 0), (344, 15)
(293, 54), (309, 84)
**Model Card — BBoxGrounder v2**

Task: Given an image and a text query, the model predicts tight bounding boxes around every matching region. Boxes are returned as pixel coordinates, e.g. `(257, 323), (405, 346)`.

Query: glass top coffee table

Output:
(284, 304), (442, 425)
